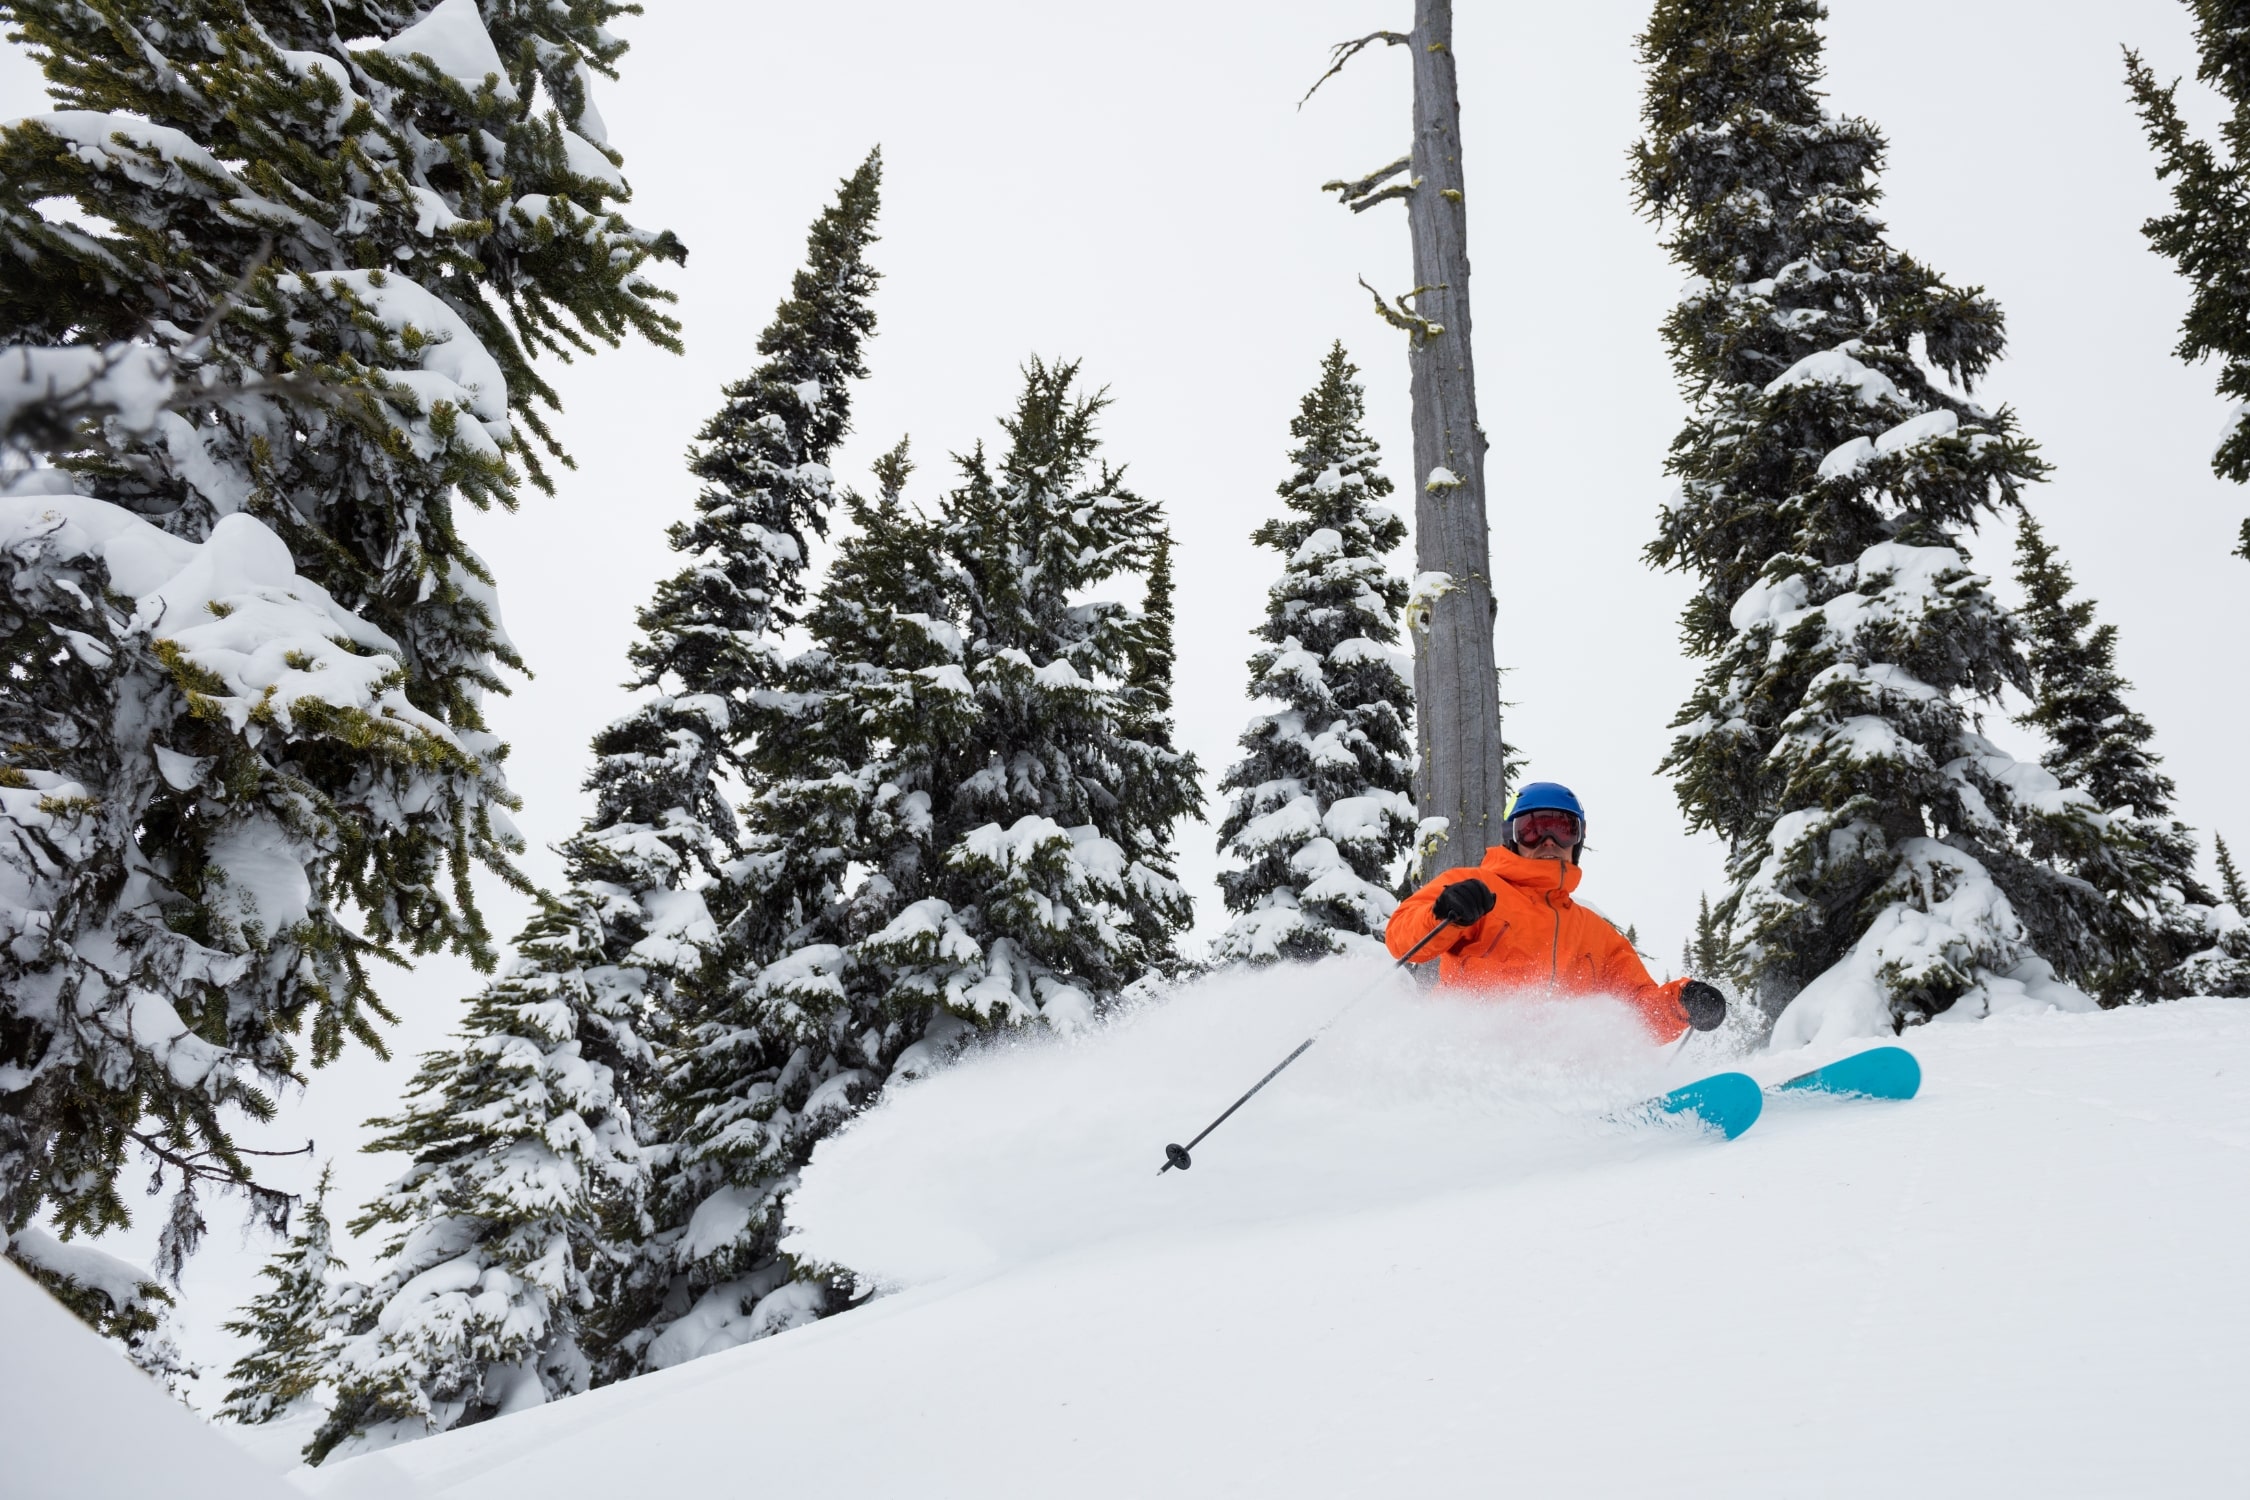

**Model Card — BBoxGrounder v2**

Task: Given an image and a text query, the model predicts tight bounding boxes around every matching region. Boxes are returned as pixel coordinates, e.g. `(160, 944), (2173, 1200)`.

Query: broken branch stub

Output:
(1323, 154), (1415, 212)
(1357, 276), (1446, 343)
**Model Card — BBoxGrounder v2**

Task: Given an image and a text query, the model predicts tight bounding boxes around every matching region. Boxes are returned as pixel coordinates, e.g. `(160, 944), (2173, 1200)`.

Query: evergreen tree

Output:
(324, 647), (733, 1417)
(2217, 833), (2249, 912)
(1213, 343), (1415, 963)
(2014, 514), (2250, 999)
(2126, 5), (2250, 557)
(639, 148), (881, 955)
(0, 0), (680, 1328)
(882, 361), (1201, 1022)
(615, 444), (976, 1375)
(308, 898), (650, 1461)
(1687, 893), (1725, 978)
(1633, 0), (2101, 1035)
(589, 155), (886, 1377)
(617, 362), (1200, 1374)
(220, 1167), (350, 1425)
(1114, 528), (1197, 977)
(2182, 827), (2250, 995)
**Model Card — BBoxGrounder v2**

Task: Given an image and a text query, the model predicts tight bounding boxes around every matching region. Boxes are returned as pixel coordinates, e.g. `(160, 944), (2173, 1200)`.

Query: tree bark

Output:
(1404, 0), (1503, 877)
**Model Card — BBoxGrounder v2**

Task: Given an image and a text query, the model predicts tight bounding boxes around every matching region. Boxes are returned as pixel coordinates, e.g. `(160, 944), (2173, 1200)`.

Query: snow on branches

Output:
(1633, 0), (2100, 1035)
(0, 0), (678, 1351)
(1214, 343), (1415, 963)
(309, 901), (652, 1461)
(0, 493), (487, 1282)
(557, 155), (886, 1385)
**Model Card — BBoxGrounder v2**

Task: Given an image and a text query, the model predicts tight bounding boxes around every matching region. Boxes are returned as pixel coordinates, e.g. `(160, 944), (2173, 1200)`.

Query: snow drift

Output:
(786, 959), (1725, 1288)
(295, 996), (2250, 1499)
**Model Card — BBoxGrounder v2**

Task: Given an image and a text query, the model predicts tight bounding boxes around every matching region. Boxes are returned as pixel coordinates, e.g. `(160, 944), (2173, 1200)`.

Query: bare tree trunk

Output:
(1404, 0), (1503, 877)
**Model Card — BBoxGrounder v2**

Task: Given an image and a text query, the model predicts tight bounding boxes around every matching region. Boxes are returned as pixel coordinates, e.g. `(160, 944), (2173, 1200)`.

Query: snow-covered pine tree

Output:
(636, 148), (881, 959)
(617, 442), (979, 1374)
(2126, 4), (2250, 558)
(2013, 514), (2250, 999)
(328, 657), (732, 1412)
(1213, 343), (1415, 963)
(307, 898), (651, 1461)
(1115, 529), (1197, 979)
(0, 0), (680, 1326)
(2198, 832), (2250, 995)
(219, 1166), (350, 1425)
(1632, 0), (2104, 1037)
(874, 361), (1200, 1024)
(587, 155), (886, 1377)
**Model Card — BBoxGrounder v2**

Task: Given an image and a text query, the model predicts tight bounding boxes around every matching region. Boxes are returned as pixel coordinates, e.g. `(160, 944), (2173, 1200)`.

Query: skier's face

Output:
(1522, 836), (1575, 865)
(1509, 809), (1579, 864)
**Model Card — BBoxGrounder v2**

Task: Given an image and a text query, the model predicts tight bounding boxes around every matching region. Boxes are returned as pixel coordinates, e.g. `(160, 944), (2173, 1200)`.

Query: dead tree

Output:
(1308, 1), (1504, 879)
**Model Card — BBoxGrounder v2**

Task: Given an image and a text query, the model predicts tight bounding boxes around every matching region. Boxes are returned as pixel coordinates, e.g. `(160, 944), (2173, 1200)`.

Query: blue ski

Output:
(1655, 1070), (1763, 1140)
(1771, 1045), (1921, 1101)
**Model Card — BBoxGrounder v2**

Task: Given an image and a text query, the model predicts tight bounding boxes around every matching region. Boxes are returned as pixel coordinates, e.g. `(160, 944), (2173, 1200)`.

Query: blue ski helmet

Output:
(1503, 782), (1587, 858)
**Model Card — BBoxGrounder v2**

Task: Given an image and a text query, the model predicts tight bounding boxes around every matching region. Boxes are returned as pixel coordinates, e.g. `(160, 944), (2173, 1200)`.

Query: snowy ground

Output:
(267, 973), (2250, 1499)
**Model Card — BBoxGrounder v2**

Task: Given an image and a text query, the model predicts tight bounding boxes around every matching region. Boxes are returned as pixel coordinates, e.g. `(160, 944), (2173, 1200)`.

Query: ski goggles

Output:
(1508, 809), (1582, 848)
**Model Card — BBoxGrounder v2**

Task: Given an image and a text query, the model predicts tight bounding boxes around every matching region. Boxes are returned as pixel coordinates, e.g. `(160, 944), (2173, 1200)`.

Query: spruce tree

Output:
(2126, 4), (2250, 557)
(1633, 0), (2101, 1035)
(2217, 833), (2249, 912)
(327, 636), (735, 1412)
(1213, 343), (1416, 964)
(637, 149), (881, 954)
(2182, 829), (2250, 995)
(2014, 514), (2250, 999)
(308, 899), (650, 1461)
(220, 1166), (349, 1425)
(1114, 529), (1197, 978)
(616, 445), (975, 1375)
(589, 155), (887, 1377)
(1688, 893), (1725, 978)
(893, 361), (1202, 1021)
(0, 0), (680, 1327)
(617, 360), (1201, 1373)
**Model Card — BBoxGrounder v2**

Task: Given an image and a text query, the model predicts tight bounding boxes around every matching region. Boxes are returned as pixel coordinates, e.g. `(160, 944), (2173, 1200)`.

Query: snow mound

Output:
(786, 959), (1710, 1287)
(309, 1000), (2250, 1499)
(0, 1260), (306, 1500)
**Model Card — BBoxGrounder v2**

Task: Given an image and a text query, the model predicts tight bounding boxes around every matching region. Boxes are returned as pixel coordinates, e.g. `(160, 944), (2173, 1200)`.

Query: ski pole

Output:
(1158, 918), (1455, 1174)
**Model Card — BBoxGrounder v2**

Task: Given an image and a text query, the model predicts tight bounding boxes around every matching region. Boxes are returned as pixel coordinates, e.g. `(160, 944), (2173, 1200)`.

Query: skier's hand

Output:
(1431, 877), (1497, 927)
(1680, 979), (1727, 1032)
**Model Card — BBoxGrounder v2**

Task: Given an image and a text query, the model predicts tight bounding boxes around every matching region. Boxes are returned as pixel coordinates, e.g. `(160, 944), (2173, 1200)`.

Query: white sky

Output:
(5, 0), (2243, 1398)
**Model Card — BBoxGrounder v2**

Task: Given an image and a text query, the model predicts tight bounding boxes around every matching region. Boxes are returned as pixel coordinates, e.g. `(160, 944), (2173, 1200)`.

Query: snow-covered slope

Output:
(0, 1258), (301, 1500)
(292, 973), (2250, 1498)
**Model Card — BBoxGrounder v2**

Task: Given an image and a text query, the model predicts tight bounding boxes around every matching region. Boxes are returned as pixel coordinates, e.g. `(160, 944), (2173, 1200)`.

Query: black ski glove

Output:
(1680, 979), (1727, 1032)
(1431, 877), (1497, 926)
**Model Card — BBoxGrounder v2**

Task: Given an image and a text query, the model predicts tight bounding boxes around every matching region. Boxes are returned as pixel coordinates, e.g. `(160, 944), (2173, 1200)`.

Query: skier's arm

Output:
(1594, 930), (1692, 1041)
(1386, 874), (1481, 961)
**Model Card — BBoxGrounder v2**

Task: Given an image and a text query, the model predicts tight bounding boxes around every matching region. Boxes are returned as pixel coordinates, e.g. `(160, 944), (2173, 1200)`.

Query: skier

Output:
(1385, 782), (1728, 1041)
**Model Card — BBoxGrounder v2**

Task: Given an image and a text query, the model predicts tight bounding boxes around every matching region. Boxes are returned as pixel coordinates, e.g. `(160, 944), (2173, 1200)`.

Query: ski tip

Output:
(1774, 1045), (1922, 1102)
(1656, 1070), (1763, 1140)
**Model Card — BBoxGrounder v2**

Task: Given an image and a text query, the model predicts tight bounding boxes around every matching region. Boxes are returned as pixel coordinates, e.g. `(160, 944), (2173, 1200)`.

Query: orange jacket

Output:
(1385, 847), (1691, 1041)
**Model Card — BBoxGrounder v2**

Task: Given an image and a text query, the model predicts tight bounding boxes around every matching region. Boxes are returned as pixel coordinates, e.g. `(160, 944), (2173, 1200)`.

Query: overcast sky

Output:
(6, 0), (2243, 1397)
